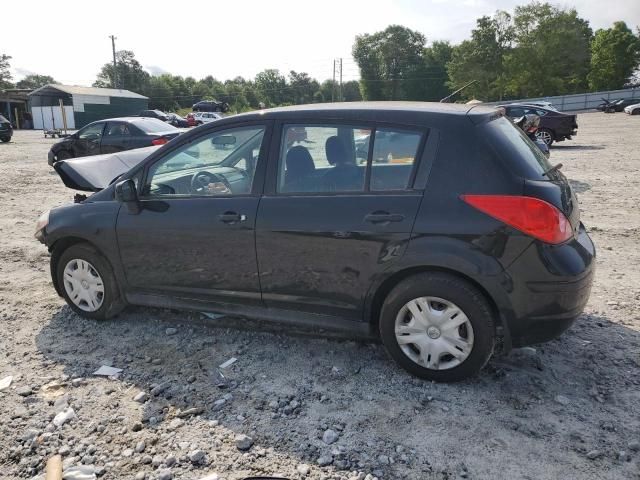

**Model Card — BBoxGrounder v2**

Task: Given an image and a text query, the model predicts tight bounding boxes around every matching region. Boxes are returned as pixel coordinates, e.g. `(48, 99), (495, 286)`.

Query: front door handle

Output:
(218, 211), (246, 224)
(364, 211), (405, 224)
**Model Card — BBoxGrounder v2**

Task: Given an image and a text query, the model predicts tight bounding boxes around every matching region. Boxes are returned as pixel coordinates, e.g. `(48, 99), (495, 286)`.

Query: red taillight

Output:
(461, 195), (572, 244)
(152, 137), (168, 146)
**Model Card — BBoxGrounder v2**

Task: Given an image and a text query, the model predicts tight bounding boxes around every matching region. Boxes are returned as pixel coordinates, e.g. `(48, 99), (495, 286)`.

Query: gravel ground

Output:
(1, 112), (639, 480)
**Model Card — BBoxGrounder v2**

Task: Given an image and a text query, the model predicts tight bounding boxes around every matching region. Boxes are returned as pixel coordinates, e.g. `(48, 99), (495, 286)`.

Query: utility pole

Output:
(339, 58), (343, 102)
(109, 35), (118, 89)
(332, 59), (336, 102)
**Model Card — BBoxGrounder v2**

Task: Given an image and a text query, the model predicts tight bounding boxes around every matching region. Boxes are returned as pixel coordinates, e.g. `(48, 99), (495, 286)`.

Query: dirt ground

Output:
(1, 112), (639, 480)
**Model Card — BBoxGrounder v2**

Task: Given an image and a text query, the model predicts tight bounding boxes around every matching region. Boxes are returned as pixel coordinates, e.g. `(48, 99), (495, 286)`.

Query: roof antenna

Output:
(440, 80), (477, 103)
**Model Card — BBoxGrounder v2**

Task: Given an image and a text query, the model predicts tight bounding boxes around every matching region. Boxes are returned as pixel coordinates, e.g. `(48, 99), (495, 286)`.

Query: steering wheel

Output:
(190, 170), (232, 194)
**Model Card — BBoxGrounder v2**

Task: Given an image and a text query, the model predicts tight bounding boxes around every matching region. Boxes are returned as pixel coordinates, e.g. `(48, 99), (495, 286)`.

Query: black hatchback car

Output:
(36, 103), (595, 382)
(48, 117), (182, 165)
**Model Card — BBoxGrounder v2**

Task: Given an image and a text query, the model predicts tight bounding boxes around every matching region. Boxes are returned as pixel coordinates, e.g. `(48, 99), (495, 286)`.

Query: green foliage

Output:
(353, 25), (427, 100)
(93, 50), (151, 94)
(588, 21), (640, 90)
(0, 54), (13, 89)
(505, 3), (592, 97)
(16, 74), (57, 89)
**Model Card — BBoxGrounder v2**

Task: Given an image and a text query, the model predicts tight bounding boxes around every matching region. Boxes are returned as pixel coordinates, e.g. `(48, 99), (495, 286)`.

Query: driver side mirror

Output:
(115, 179), (138, 203)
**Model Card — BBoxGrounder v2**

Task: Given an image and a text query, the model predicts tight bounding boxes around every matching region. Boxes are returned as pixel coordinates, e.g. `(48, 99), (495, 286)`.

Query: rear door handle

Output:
(218, 211), (246, 224)
(364, 212), (405, 224)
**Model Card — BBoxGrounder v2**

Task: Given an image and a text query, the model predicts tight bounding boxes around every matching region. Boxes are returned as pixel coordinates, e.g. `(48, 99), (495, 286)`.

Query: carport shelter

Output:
(29, 84), (148, 130)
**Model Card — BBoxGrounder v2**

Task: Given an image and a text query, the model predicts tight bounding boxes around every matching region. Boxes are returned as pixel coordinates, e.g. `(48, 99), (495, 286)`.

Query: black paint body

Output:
(42, 102), (595, 348)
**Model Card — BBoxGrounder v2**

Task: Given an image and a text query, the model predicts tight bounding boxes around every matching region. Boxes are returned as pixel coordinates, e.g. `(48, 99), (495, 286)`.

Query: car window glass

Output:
(78, 123), (104, 139)
(370, 129), (422, 191)
(106, 123), (131, 137)
(508, 107), (525, 117)
(144, 126), (265, 197)
(278, 125), (370, 194)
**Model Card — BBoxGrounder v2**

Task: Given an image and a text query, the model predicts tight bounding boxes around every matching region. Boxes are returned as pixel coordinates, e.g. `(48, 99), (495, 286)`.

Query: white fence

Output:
(486, 87), (640, 112)
(32, 106), (75, 130)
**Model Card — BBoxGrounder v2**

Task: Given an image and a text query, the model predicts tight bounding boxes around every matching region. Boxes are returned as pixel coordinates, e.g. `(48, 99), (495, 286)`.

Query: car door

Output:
(255, 122), (426, 319)
(101, 121), (134, 154)
(116, 121), (272, 306)
(73, 122), (106, 157)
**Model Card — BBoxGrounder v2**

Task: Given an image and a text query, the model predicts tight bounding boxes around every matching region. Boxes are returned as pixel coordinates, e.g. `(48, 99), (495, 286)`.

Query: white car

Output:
(623, 103), (640, 115)
(193, 111), (222, 125)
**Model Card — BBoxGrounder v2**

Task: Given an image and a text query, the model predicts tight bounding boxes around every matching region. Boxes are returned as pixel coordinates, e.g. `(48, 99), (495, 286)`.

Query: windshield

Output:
(153, 128), (264, 175)
(483, 117), (553, 179)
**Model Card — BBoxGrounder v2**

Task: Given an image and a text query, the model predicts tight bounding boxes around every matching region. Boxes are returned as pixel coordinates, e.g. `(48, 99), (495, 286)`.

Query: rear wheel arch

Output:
(368, 266), (506, 345)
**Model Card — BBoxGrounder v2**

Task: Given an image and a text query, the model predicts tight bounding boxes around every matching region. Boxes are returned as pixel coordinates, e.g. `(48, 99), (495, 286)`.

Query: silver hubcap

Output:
(395, 296), (474, 370)
(536, 130), (552, 145)
(63, 259), (104, 312)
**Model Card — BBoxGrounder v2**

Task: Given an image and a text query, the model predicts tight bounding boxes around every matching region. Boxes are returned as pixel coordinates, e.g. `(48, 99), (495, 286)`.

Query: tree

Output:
(93, 50), (150, 94)
(0, 54), (13, 89)
(505, 3), (592, 97)
(353, 25), (427, 100)
(422, 41), (453, 101)
(288, 71), (320, 104)
(254, 69), (287, 106)
(447, 13), (513, 101)
(588, 22), (640, 91)
(16, 74), (57, 89)
(342, 80), (362, 101)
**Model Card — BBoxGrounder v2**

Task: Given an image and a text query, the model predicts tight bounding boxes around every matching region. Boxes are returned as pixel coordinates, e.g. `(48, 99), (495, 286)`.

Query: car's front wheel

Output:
(379, 273), (495, 382)
(56, 243), (125, 320)
(55, 150), (72, 161)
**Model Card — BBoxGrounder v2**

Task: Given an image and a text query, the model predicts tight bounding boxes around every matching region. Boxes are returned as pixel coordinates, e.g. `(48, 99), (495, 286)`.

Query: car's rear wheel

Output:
(57, 243), (125, 320)
(379, 273), (495, 382)
(0, 136), (10, 143)
(535, 128), (554, 146)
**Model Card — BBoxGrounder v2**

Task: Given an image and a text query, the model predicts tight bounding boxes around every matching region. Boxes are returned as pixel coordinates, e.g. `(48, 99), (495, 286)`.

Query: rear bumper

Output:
(501, 224), (595, 347)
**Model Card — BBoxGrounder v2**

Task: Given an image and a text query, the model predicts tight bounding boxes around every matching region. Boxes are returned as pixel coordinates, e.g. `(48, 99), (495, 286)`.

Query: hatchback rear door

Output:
(255, 122), (428, 319)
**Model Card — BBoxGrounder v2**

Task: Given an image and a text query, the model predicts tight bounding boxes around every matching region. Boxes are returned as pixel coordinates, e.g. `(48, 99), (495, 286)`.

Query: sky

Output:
(2, 0), (639, 86)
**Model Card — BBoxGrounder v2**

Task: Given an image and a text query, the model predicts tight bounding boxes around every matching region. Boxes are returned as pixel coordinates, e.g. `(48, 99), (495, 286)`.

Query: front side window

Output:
(278, 124), (423, 194)
(143, 126), (265, 197)
(78, 122), (104, 140)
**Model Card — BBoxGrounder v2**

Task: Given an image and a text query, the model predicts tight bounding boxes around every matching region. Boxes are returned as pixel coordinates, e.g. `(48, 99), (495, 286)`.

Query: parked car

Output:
(192, 100), (230, 113)
(500, 104), (578, 146)
(623, 102), (640, 115)
(0, 114), (13, 142)
(138, 109), (170, 122)
(47, 117), (182, 165)
(166, 113), (189, 128)
(522, 101), (558, 111)
(596, 98), (638, 113)
(35, 102), (595, 382)
(192, 111), (222, 125)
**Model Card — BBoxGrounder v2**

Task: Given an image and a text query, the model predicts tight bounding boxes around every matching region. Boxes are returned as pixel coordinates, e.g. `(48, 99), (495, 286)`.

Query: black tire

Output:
(379, 273), (495, 382)
(56, 243), (125, 320)
(55, 150), (73, 161)
(632, 109), (640, 116)
(536, 128), (554, 146)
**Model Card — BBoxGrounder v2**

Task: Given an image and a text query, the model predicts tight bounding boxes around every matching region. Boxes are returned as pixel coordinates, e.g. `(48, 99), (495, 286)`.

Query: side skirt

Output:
(126, 292), (376, 340)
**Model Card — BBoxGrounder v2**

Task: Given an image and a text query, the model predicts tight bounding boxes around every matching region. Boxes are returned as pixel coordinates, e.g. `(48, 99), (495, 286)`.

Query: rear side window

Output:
(483, 117), (552, 178)
(370, 129), (422, 191)
(278, 124), (423, 194)
(134, 118), (177, 133)
(278, 125), (370, 193)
